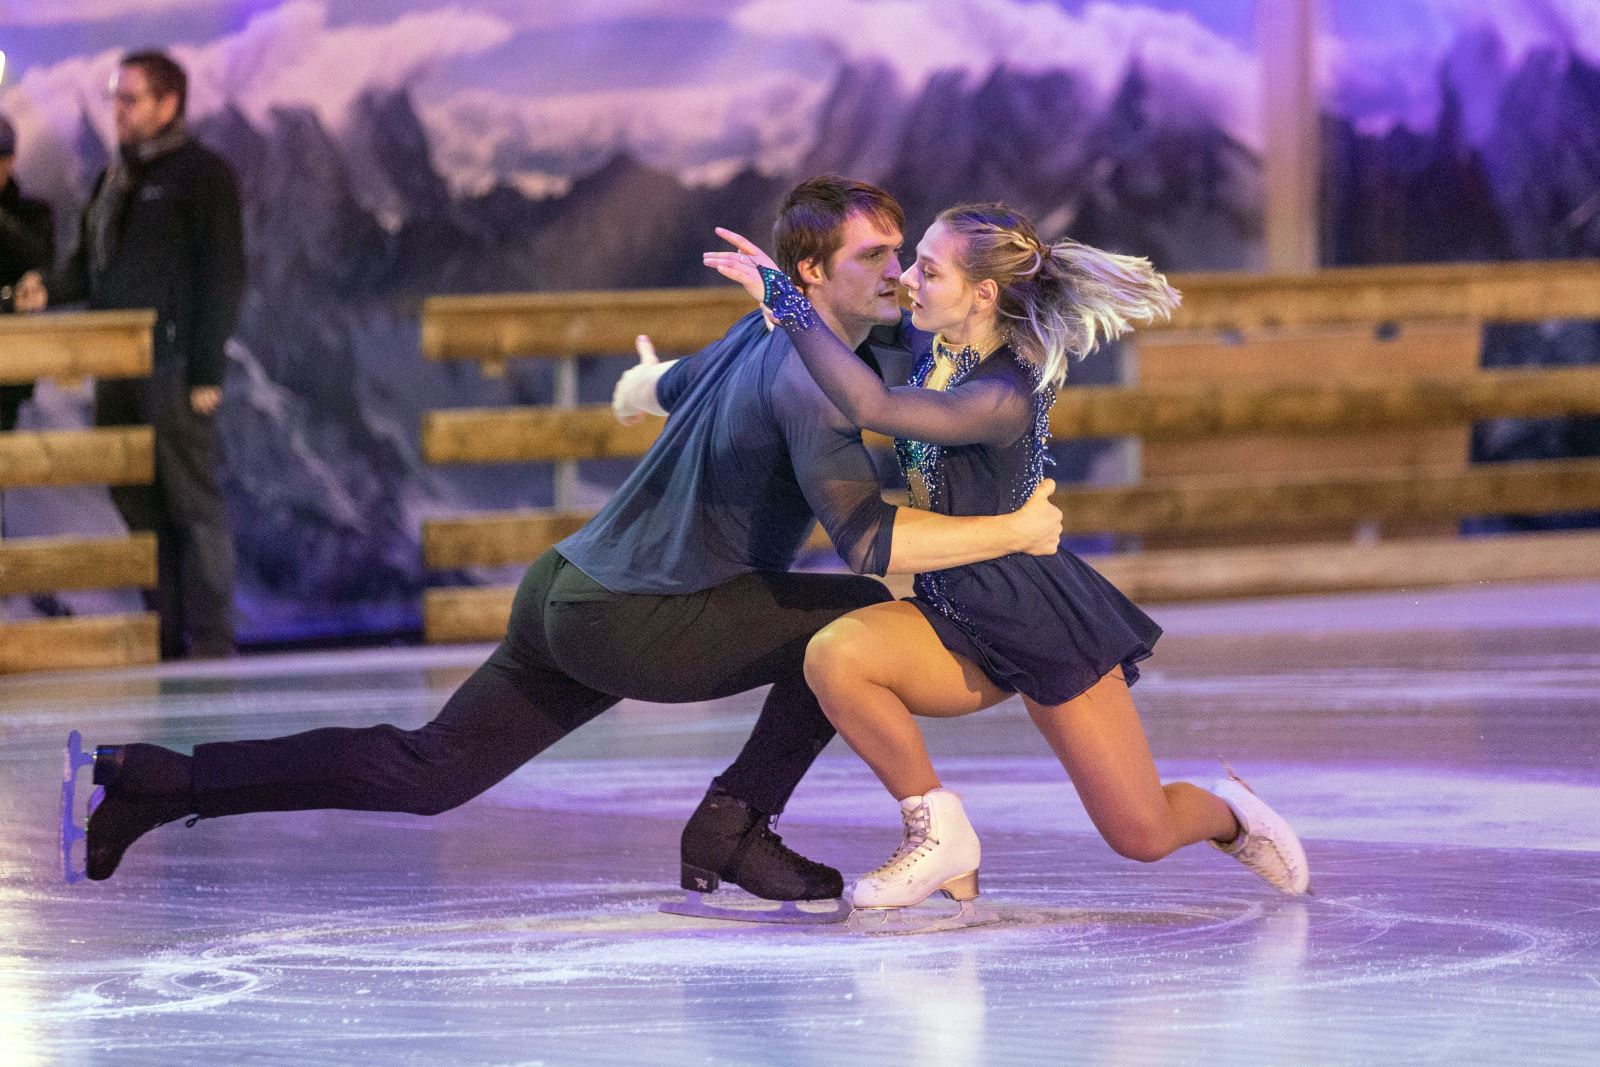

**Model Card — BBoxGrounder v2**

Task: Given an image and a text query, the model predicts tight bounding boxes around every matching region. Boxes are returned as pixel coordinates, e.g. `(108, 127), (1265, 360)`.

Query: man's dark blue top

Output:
(557, 311), (925, 595)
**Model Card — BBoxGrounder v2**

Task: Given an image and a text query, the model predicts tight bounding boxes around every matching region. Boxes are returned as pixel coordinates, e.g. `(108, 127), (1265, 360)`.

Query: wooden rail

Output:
(0, 534), (157, 596)
(424, 511), (591, 569)
(421, 260), (1600, 361)
(423, 586), (524, 645)
(1091, 529), (1600, 602)
(1053, 457), (1600, 535)
(0, 309), (155, 384)
(0, 427), (154, 489)
(425, 410), (666, 466)
(1053, 365), (1600, 442)
(0, 615), (159, 673)
(1162, 259), (1600, 332)
(421, 458), (1600, 571)
(423, 365), (1600, 465)
(423, 287), (755, 361)
(0, 308), (160, 673)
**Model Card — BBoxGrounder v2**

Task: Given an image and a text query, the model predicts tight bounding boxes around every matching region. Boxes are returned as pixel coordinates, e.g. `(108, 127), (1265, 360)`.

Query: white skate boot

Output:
(847, 788), (996, 934)
(1210, 766), (1312, 896)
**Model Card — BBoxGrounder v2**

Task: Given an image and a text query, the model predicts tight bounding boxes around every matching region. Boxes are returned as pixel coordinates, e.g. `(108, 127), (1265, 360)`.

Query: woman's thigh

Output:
(809, 600), (1013, 718)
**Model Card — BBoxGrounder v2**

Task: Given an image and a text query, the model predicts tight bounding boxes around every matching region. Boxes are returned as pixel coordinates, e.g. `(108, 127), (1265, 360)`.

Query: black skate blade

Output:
(60, 730), (104, 885)
(660, 891), (849, 926)
(847, 899), (1000, 936)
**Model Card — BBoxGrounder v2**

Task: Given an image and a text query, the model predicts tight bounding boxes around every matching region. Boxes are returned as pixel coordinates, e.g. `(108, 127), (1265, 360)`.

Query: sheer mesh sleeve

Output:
(769, 353), (896, 575)
(761, 267), (1032, 447)
(656, 357), (696, 412)
(658, 311), (767, 412)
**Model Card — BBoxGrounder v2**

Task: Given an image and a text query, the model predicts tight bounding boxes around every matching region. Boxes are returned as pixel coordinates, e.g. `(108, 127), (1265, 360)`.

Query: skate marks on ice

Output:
(31, 884), (813, 1029)
(30, 880), (1569, 1035)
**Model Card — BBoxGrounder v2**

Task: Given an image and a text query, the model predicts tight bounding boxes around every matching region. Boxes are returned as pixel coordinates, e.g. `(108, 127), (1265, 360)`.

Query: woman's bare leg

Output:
(1025, 670), (1239, 862)
(804, 601), (1011, 799)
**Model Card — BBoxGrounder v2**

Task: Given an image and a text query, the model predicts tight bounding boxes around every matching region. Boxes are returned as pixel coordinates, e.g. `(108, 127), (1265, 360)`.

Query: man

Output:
(17, 50), (245, 658)
(73, 177), (1062, 916)
(0, 114), (55, 433)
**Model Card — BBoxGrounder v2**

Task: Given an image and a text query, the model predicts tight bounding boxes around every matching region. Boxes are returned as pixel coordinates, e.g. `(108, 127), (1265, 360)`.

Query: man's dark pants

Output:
(190, 548), (893, 820)
(96, 363), (235, 657)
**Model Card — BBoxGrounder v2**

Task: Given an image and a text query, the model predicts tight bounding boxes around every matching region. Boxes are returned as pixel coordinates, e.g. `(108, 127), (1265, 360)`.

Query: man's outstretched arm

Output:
(883, 482), (1060, 574)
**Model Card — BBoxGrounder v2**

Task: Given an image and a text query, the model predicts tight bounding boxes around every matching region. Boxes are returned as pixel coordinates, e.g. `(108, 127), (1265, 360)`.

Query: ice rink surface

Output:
(3, 582), (1598, 1065)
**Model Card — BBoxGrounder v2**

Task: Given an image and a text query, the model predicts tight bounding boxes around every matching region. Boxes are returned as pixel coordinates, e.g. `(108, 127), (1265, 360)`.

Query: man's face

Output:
(0, 157), (13, 187)
(110, 66), (179, 146)
(801, 212), (904, 339)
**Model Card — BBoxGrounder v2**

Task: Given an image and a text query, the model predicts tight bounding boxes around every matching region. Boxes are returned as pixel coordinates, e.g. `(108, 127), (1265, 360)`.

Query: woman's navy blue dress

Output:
(896, 342), (1161, 705)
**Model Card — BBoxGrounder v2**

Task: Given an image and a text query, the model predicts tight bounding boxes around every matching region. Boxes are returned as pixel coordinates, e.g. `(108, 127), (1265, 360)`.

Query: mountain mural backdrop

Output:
(1, 1), (1595, 639)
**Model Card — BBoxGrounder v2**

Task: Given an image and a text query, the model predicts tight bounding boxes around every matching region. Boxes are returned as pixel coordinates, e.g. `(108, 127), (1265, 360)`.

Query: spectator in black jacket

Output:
(17, 50), (245, 658)
(0, 114), (55, 432)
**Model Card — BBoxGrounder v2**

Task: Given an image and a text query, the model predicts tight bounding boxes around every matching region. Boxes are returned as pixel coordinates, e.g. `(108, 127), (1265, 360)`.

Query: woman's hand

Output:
(703, 227), (781, 306)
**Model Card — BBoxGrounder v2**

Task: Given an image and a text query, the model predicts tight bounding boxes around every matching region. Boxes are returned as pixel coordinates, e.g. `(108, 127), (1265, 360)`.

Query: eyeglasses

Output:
(107, 90), (154, 107)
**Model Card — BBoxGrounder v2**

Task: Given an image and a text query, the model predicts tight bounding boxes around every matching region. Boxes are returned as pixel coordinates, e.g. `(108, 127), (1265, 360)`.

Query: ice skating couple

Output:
(67, 175), (1308, 923)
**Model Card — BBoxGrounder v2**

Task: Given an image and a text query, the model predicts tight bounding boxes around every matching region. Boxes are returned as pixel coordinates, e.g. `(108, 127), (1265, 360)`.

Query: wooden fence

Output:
(0, 310), (159, 672)
(417, 260), (1600, 643)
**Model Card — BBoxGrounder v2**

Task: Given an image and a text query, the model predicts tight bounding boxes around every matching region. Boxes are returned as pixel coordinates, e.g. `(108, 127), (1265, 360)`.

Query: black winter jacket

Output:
(51, 137), (245, 387)
(0, 178), (54, 288)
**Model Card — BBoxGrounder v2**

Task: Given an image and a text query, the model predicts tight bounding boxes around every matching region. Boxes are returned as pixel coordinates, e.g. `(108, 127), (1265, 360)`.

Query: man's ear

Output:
(156, 92), (181, 127)
(796, 256), (827, 288)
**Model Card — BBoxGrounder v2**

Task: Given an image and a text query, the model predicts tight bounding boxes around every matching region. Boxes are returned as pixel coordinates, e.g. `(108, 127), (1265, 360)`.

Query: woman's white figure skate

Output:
(847, 788), (999, 934)
(1210, 762), (1313, 896)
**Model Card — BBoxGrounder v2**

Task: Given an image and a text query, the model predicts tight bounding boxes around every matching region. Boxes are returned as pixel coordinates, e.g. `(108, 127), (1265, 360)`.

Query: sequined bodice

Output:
(893, 340), (1056, 518)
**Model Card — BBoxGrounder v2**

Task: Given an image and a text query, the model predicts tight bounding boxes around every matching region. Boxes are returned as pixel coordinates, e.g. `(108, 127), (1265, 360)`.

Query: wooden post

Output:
(1258, 0), (1321, 272)
(551, 354), (579, 510)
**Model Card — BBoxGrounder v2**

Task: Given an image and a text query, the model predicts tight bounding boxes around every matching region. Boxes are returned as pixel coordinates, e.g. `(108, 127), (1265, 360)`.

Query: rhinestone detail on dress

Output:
(897, 338), (1057, 629)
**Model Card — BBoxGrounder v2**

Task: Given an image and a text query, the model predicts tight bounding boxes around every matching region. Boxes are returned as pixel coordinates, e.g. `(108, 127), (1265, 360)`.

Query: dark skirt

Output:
(909, 548), (1161, 707)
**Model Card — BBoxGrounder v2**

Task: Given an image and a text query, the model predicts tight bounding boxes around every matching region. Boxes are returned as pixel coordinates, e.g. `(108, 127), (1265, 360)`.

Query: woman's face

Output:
(900, 220), (985, 337)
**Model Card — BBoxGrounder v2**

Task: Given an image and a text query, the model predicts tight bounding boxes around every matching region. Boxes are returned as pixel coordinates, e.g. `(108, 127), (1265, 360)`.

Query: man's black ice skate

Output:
(661, 789), (848, 925)
(60, 732), (102, 883)
(61, 734), (195, 883)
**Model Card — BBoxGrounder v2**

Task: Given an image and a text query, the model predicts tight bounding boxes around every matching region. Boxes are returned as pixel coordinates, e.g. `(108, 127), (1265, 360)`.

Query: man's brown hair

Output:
(121, 50), (189, 117)
(772, 176), (904, 283)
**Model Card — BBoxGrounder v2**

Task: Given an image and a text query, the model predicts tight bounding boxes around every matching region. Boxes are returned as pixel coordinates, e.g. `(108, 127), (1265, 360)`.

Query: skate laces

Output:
(751, 817), (825, 873)
(868, 802), (935, 878)
(1219, 756), (1252, 794)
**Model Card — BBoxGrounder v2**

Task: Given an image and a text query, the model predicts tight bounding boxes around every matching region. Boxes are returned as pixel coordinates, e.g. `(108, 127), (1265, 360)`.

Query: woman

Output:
(705, 204), (1310, 915)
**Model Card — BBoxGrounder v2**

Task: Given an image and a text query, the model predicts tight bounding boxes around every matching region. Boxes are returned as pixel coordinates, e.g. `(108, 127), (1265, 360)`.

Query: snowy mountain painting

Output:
(0, 1), (1595, 640)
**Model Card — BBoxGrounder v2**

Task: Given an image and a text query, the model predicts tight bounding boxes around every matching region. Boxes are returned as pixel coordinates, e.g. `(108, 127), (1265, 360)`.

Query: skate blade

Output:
(660, 891), (850, 926)
(60, 730), (104, 885)
(847, 899), (999, 936)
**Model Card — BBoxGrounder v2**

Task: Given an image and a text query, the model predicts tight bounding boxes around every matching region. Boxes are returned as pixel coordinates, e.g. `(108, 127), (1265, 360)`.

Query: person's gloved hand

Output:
(612, 333), (673, 425)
